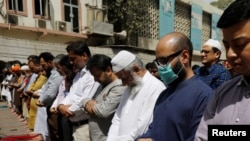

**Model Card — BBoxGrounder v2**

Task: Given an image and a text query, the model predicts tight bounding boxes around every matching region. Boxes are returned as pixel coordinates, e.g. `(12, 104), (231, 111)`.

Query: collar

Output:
(198, 63), (220, 75)
(237, 75), (250, 86)
(51, 67), (57, 73)
(208, 62), (221, 72)
(79, 66), (87, 76)
(170, 75), (197, 90)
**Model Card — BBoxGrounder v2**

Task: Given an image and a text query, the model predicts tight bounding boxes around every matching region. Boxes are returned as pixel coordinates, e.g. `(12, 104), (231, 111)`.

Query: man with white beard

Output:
(106, 50), (166, 141)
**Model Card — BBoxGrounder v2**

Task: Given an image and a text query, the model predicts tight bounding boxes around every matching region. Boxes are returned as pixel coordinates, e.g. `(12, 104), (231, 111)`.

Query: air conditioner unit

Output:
(7, 14), (18, 25)
(36, 19), (47, 28)
(55, 21), (72, 32)
(90, 21), (113, 36)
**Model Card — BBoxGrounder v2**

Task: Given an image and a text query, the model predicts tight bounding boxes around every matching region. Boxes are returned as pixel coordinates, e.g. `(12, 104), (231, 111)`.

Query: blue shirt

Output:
(194, 63), (231, 90)
(137, 76), (214, 141)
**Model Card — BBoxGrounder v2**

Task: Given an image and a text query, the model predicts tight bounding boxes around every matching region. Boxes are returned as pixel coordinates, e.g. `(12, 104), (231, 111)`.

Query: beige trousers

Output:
(73, 123), (90, 141)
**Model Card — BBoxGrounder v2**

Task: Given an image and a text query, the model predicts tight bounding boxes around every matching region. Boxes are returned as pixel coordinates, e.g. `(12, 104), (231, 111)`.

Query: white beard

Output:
(130, 74), (143, 96)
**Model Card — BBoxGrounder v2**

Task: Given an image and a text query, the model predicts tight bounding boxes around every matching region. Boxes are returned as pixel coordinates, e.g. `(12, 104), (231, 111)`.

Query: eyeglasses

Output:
(200, 50), (211, 54)
(154, 50), (183, 67)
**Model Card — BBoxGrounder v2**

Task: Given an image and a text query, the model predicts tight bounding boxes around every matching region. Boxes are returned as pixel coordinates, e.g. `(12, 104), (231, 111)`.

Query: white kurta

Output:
(1, 74), (13, 103)
(107, 71), (166, 141)
(61, 67), (100, 122)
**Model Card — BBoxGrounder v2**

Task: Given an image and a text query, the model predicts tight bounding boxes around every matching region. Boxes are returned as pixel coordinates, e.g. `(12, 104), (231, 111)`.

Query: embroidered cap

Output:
(203, 39), (222, 51)
(111, 50), (136, 73)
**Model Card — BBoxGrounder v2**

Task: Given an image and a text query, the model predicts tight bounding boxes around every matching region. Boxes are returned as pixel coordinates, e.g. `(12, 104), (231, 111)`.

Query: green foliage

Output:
(210, 0), (234, 10)
(105, 0), (145, 33)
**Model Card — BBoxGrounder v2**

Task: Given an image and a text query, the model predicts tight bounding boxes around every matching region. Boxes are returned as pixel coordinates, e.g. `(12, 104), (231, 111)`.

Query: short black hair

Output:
(53, 54), (66, 64)
(27, 55), (38, 61)
(192, 64), (200, 71)
(29, 56), (40, 65)
(217, 0), (250, 28)
(145, 62), (157, 70)
(212, 47), (221, 53)
(11, 60), (22, 66)
(86, 54), (112, 72)
(58, 55), (73, 70)
(39, 52), (54, 62)
(66, 40), (91, 57)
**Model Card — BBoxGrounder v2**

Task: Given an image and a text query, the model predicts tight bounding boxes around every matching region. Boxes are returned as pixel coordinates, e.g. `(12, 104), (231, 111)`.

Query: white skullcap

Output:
(203, 39), (222, 51)
(21, 65), (30, 71)
(111, 50), (136, 73)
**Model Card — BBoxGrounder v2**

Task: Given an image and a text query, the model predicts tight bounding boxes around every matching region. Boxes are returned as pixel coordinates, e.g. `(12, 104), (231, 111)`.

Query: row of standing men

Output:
(1, 1), (249, 140)
(0, 34), (228, 141)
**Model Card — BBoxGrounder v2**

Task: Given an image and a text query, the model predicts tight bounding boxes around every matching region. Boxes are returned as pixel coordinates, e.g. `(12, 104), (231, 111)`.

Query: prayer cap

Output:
(111, 50), (136, 73)
(203, 39), (222, 51)
(21, 65), (30, 71)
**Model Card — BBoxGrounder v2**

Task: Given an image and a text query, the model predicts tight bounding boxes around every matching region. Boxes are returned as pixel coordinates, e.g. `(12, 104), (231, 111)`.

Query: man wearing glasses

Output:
(194, 39), (231, 90)
(136, 32), (213, 141)
(195, 0), (250, 140)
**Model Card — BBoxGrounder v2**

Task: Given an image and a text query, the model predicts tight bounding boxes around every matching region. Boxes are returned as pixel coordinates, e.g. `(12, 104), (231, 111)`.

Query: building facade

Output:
(0, 0), (223, 65)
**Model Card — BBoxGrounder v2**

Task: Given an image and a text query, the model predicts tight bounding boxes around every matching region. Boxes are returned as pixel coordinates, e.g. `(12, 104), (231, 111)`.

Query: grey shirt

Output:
(81, 79), (126, 141)
(195, 75), (250, 141)
(39, 67), (64, 107)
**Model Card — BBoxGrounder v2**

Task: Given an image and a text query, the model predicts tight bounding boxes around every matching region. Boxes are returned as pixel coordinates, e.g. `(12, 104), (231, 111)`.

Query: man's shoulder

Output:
(213, 63), (229, 72)
(74, 69), (95, 83)
(105, 79), (126, 92)
(217, 75), (242, 89)
(187, 76), (214, 94)
(194, 66), (206, 75)
(144, 72), (166, 88)
(49, 70), (63, 80)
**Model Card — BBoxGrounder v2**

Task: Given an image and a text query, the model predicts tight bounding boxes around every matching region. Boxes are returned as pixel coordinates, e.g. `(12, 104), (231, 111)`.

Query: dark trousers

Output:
(58, 114), (73, 141)
(47, 106), (60, 141)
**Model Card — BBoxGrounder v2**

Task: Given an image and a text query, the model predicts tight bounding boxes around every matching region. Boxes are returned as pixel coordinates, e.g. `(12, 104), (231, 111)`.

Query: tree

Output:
(105, 0), (144, 32)
(104, 0), (157, 45)
(210, 0), (234, 10)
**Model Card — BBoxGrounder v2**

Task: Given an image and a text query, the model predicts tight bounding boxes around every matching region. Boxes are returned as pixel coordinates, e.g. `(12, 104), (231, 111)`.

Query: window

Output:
(63, 0), (79, 32)
(8, 0), (23, 12)
(34, 0), (50, 18)
(7, 0), (27, 16)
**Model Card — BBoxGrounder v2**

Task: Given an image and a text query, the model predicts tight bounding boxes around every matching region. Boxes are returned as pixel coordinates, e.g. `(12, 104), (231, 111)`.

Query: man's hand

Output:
(23, 91), (29, 96)
(36, 100), (44, 107)
(50, 107), (58, 114)
(58, 104), (74, 117)
(7, 84), (12, 88)
(16, 88), (23, 93)
(25, 91), (33, 96)
(32, 92), (40, 98)
(85, 100), (96, 116)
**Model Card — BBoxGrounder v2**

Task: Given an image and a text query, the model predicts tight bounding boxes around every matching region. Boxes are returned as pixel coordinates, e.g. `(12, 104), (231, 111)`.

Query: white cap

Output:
(21, 65), (30, 71)
(203, 39), (222, 51)
(111, 50), (136, 73)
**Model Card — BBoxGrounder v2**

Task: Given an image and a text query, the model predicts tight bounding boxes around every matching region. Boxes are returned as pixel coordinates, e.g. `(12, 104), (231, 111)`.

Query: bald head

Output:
(156, 32), (193, 64)
(157, 32), (193, 52)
